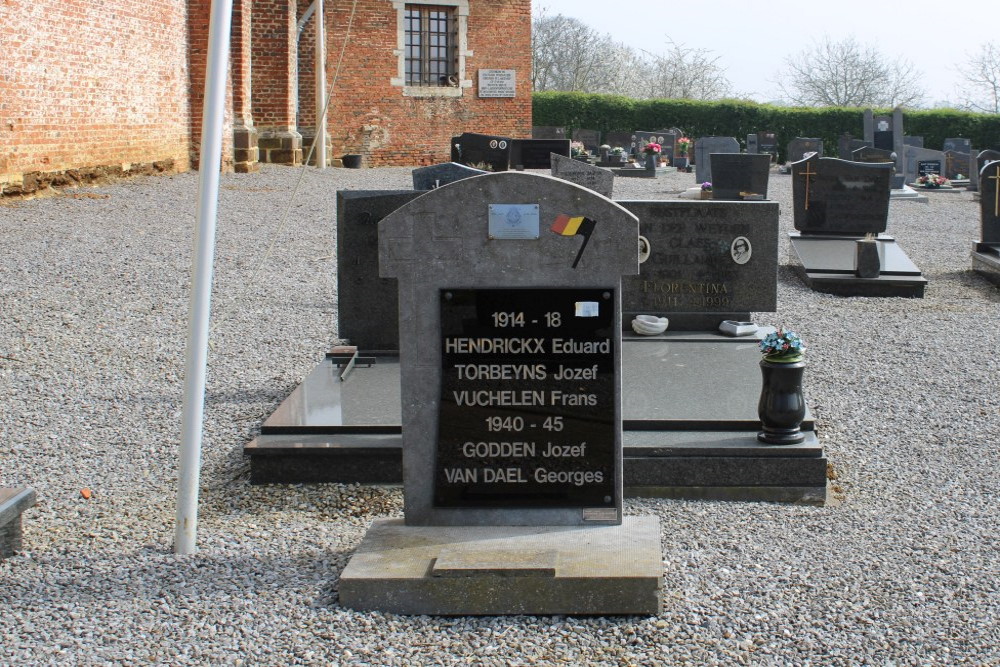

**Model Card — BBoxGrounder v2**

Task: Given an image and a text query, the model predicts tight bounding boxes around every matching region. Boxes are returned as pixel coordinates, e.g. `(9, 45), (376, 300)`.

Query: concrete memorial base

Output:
(889, 185), (928, 204)
(1, 487), (36, 559)
(789, 232), (927, 298)
(339, 516), (663, 616)
(971, 243), (1000, 286)
(245, 333), (828, 504)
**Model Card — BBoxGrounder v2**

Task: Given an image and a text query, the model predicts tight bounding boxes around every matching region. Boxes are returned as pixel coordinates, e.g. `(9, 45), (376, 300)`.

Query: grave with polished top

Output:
(972, 160), (1000, 285)
(788, 154), (927, 297)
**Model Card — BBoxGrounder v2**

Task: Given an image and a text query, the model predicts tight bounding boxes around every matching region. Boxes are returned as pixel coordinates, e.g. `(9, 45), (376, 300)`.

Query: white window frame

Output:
(391, 0), (472, 97)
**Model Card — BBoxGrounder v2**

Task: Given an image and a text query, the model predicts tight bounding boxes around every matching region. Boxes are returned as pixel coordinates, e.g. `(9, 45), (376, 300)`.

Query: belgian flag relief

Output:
(550, 214), (597, 269)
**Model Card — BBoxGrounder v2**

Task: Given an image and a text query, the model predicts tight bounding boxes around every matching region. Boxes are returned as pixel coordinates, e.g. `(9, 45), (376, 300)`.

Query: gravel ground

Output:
(1, 164), (998, 666)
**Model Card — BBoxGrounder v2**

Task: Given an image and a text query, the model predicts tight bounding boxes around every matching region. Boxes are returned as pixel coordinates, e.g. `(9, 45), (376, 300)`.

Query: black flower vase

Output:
(757, 358), (806, 445)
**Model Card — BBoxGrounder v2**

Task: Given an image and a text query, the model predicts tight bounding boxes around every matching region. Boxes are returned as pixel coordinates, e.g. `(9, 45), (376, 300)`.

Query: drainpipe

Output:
(315, 0), (326, 168)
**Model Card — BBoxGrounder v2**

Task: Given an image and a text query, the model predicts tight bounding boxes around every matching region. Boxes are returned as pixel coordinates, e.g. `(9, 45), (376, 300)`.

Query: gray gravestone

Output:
(572, 128), (601, 153)
(903, 136), (924, 148)
(451, 133), (511, 172)
(336, 190), (423, 350)
(747, 134), (758, 154)
(903, 145), (948, 184)
(838, 133), (854, 160)
(786, 137), (824, 164)
(710, 153), (771, 200)
(863, 109), (875, 144)
(756, 132), (778, 160)
(338, 172), (662, 616)
(413, 162), (486, 191)
(550, 152), (615, 198)
(510, 139), (570, 169)
(792, 154), (892, 235)
(694, 137), (740, 183)
(532, 126), (566, 140)
(618, 200), (778, 328)
(944, 137), (972, 154)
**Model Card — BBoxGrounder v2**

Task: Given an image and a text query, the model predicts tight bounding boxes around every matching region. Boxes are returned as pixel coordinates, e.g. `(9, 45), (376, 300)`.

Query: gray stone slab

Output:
(903, 145), (948, 184)
(549, 152), (614, 198)
(339, 516), (663, 615)
(336, 190), (422, 350)
(694, 137), (740, 183)
(943, 137), (972, 154)
(792, 155), (891, 235)
(617, 200), (778, 325)
(789, 234), (927, 297)
(710, 153), (771, 200)
(903, 136), (924, 148)
(1, 487), (36, 559)
(412, 162), (486, 191)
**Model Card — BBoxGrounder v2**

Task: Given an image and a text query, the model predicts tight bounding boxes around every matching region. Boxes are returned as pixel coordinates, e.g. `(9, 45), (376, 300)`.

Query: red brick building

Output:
(1, 0), (532, 195)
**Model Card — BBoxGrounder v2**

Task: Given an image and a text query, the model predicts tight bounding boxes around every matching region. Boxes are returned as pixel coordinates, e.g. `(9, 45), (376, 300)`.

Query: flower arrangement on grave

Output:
(570, 141), (586, 157)
(701, 181), (712, 191)
(643, 142), (661, 155)
(612, 146), (625, 156)
(916, 173), (949, 188)
(759, 328), (805, 363)
(677, 137), (692, 156)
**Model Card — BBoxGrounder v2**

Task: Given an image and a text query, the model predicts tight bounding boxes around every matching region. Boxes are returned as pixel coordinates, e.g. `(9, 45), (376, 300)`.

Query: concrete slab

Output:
(339, 516), (663, 615)
(971, 244), (1000, 286)
(1, 487), (36, 559)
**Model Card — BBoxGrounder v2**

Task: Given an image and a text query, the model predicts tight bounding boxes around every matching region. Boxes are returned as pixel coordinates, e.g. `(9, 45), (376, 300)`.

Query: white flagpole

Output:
(315, 0), (327, 168)
(175, 0), (234, 555)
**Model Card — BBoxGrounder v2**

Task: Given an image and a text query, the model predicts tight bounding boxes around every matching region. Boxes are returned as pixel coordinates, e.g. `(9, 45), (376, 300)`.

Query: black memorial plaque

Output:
(436, 288), (616, 509)
(918, 160), (942, 176)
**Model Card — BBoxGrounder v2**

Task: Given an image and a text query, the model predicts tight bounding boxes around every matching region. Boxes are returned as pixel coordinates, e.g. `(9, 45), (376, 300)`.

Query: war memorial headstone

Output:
(550, 152), (614, 198)
(709, 153), (771, 201)
(336, 172), (662, 615)
(788, 154), (926, 297)
(451, 132), (511, 172)
(694, 136), (740, 183)
(412, 162), (486, 191)
(971, 160), (1000, 285)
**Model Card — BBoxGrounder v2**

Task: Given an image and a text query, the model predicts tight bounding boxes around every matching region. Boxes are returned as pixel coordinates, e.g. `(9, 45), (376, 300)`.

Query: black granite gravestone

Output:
(336, 190), (422, 350)
(972, 160), (1000, 285)
(792, 155), (890, 235)
(786, 137), (823, 164)
(509, 139), (570, 169)
(413, 162), (486, 190)
(710, 153), (771, 200)
(572, 128), (601, 153)
(851, 146), (894, 163)
(604, 131), (632, 153)
(532, 126), (567, 140)
(450, 132), (511, 171)
(944, 137), (972, 154)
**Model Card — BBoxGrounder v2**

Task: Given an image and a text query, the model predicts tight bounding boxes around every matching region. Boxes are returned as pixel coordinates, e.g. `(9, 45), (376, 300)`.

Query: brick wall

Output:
(1, 0), (194, 193)
(316, 0), (533, 166)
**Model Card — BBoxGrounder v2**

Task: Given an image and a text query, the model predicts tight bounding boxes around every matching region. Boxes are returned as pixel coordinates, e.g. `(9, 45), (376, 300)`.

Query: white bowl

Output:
(631, 315), (669, 335)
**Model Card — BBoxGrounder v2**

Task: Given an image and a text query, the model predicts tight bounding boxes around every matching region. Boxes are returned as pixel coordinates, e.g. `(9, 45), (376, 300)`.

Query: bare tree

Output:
(957, 41), (1000, 113)
(640, 41), (731, 100)
(531, 12), (732, 100)
(776, 36), (924, 108)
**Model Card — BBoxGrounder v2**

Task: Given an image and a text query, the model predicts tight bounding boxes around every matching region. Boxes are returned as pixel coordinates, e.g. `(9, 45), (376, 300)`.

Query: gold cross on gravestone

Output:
(799, 162), (817, 211)
(989, 164), (1000, 217)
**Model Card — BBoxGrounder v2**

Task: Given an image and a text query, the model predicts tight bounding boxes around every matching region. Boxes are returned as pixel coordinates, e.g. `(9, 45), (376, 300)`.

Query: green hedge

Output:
(532, 92), (1000, 162)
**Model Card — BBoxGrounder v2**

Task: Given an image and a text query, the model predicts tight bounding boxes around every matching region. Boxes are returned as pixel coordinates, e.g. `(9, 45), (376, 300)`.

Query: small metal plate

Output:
(488, 204), (540, 240)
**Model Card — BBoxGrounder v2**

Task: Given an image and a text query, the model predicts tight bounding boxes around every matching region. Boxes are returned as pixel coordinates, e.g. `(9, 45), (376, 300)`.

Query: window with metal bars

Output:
(404, 5), (457, 86)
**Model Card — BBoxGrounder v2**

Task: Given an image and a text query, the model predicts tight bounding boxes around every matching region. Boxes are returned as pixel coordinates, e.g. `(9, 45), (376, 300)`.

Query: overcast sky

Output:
(533, 0), (995, 107)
